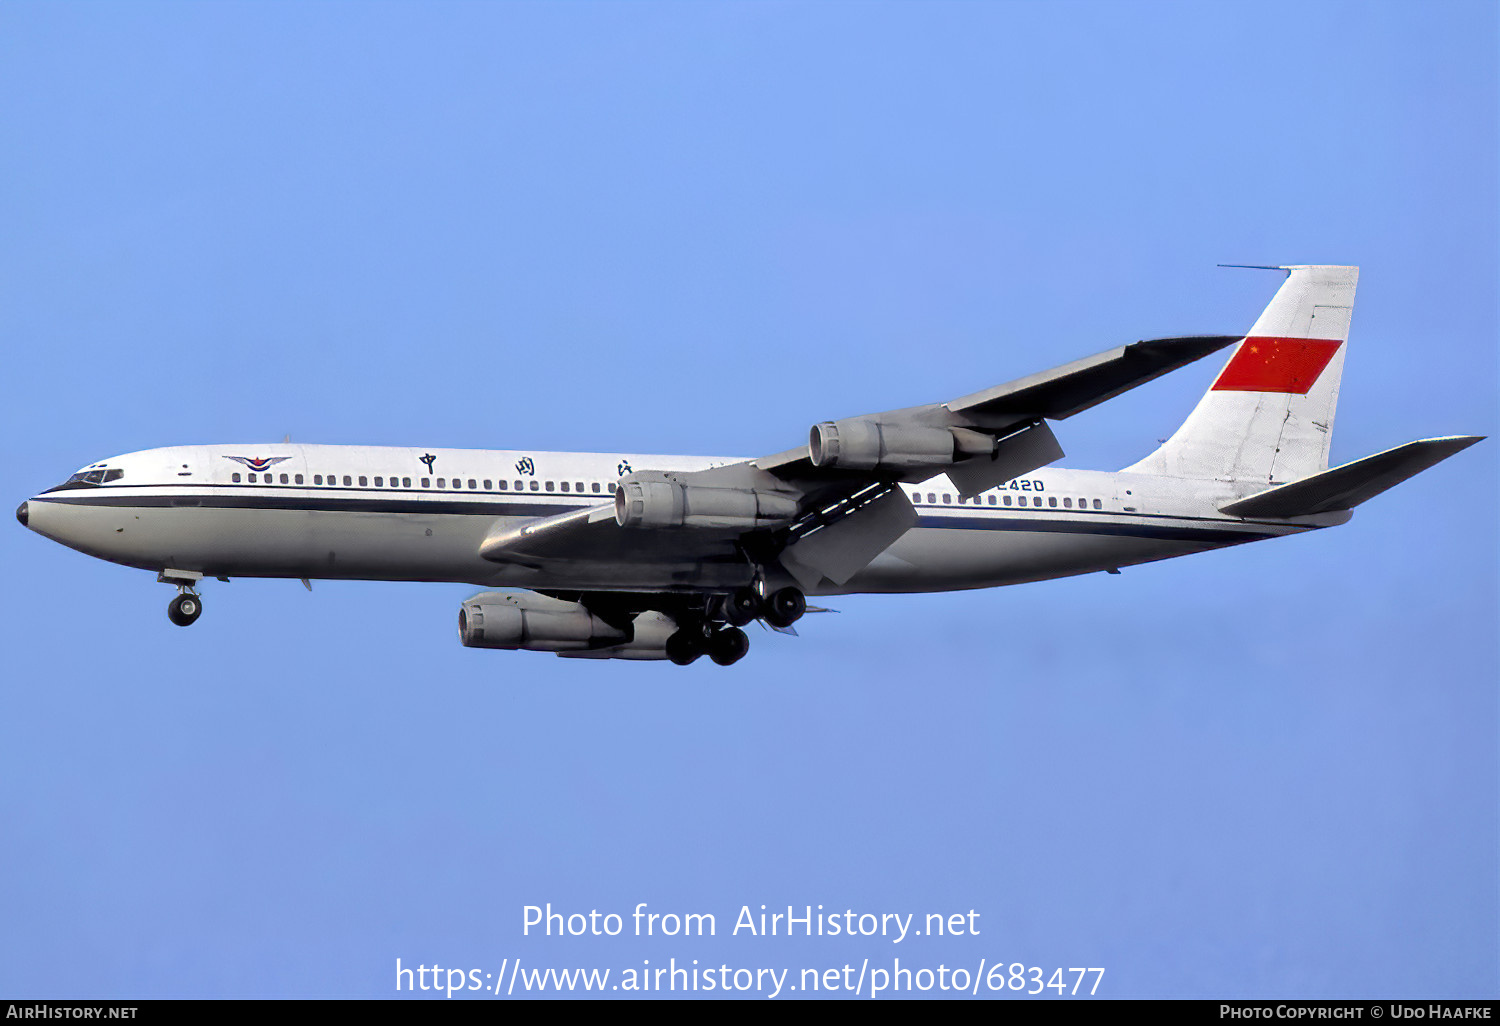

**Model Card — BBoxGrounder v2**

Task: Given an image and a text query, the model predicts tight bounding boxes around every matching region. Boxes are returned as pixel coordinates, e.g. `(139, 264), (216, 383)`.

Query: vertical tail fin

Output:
(1125, 265), (1358, 483)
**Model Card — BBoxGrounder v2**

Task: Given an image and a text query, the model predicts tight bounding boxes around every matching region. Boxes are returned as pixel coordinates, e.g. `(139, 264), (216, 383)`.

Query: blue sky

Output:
(2, 1), (1495, 1000)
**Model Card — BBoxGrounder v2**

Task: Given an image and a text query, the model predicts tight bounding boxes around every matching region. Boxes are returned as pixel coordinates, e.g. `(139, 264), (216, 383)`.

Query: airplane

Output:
(15, 265), (1482, 666)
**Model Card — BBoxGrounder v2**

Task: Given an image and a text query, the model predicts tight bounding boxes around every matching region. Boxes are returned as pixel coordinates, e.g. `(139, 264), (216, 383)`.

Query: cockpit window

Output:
(46, 468), (124, 491)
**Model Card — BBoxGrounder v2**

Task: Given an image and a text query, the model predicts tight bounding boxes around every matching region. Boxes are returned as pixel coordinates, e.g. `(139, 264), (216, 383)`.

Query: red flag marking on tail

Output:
(1211, 336), (1343, 394)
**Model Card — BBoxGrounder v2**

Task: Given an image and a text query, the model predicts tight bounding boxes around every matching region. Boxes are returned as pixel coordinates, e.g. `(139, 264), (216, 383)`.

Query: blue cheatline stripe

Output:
(34, 493), (570, 518)
(914, 514), (1281, 543)
(37, 492), (1286, 543)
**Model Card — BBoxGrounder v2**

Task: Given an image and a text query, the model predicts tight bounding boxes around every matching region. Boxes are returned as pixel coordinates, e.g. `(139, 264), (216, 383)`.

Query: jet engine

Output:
(614, 477), (798, 530)
(459, 593), (683, 659)
(808, 417), (957, 472)
(557, 611), (678, 661)
(459, 591), (628, 652)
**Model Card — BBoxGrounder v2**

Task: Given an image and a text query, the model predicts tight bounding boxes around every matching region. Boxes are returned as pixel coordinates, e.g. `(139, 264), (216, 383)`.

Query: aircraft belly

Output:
(30, 501), (502, 583)
(841, 523), (1213, 594)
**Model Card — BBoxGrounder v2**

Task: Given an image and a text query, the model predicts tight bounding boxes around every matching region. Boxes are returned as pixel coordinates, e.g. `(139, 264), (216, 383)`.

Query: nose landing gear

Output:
(158, 570), (204, 627)
(167, 592), (203, 627)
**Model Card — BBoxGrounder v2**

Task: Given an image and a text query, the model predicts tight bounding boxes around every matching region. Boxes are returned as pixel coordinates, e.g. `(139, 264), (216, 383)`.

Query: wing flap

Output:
(945, 420), (1065, 497)
(781, 486), (917, 587)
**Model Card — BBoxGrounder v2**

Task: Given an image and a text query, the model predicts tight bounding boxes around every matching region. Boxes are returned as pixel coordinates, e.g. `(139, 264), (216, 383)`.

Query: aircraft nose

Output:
(15, 501), (28, 528)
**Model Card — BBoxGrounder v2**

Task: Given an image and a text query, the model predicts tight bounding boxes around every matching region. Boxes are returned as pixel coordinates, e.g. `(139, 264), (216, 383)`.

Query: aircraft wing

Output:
(479, 335), (1240, 589)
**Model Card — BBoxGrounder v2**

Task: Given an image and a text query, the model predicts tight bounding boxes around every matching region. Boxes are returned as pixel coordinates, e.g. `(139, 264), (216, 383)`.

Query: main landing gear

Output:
(158, 570), (204, 627)
(666, 623), (750, 667)
(666, 584), (807, 666)
(762, 586), (806, 629)
(721, 585), (806, 629)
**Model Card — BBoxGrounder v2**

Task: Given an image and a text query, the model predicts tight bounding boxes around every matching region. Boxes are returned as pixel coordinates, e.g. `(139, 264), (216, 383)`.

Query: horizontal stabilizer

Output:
(1220, 436), (1484, 518)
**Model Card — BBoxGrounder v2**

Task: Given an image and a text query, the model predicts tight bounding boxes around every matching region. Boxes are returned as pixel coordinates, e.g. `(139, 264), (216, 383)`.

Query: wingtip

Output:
(1130, 334), (1242, 364)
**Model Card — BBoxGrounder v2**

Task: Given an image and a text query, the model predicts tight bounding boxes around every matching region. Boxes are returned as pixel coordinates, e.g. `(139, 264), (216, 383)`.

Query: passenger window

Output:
(498, 480), (508, 490)
(1033, 496), (1042, 507)
(515, 480), (524, 490)
(279, 473), (289, 484)
(374, 477), (383, 487)
(1048, 497), (1057, 507)
(592, 483), (600, 493)
(1003, 495), (1012, 506)
(232, 473), (241, 483)
(249, 473), (258, 483)
(343, 476), (352, 486)
(295, 474), (304, 484)
(403, 478), (411, 487)
(1063, 497), (1072, 508)
(561, 481), (570, 492)
(926, 493), (935, 504)
(421, 478), (430, 488)
(576, 481), (584, 492)
(987, 495), (996, 505)
(943, 494), (952, 504)
(545, 481), (554, 492)
(1093, 498), (1102, 509)
(531, 481), (540, 491)
(438, 478), (446, 489)
(484, 480), (492, 490)
(469, 479), (477, 490)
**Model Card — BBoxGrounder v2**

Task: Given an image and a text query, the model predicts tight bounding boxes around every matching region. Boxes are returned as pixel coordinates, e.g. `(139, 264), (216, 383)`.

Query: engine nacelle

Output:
(458, 591), (627, 652)
(557, 611), (678, 661)
(615, 478), (799, 529)
(809, 417), (956, 471)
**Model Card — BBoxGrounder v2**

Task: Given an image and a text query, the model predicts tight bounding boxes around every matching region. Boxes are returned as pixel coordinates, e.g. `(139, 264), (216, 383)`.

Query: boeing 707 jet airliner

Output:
(17, 265), (1482, 665)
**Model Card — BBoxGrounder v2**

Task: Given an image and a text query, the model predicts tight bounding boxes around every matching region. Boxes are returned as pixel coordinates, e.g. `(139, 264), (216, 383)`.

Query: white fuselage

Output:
(22, 444), (1342, 596)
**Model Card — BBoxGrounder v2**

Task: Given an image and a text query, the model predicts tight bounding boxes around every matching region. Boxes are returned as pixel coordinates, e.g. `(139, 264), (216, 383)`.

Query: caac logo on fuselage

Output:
(224, 456), (292, 473)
